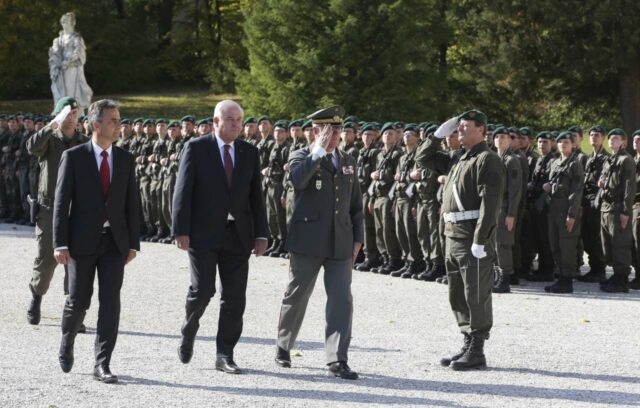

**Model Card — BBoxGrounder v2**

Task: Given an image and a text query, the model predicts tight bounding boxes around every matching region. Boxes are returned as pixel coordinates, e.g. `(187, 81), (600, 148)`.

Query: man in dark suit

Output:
(172, 99), (268, 374)
(275, 106), (364, 380)
(53, 99), (140, 383)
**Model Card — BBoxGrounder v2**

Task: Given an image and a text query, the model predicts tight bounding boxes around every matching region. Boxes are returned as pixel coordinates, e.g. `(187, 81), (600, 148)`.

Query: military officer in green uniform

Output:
(523, 132), (558, 281)
(390, 124), (425, 278)
(147, 119), (170, 242)
(630, 130), (640, 290)
(598, 128), (636, 293)
(160, 120), (184, 244)
(242, 116), (259, 145)
(263, 120), (290, 257)
(492, 127), (522, 293)
(137, 119), (157, 239)
(542, 131), (584, 293)
(354, 123), (382, 272)
(117, 118), (133, 152)
(369, 122), (404, 274)
(417, 110), (504, 370)
(576, 125), (609, 282)
(25, 97), (88, 325)
(275, 105), (363, 380)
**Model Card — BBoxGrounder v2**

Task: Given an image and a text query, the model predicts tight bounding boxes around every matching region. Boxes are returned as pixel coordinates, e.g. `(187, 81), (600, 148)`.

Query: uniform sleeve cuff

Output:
(55, 246), (68, 251)
(311, 145), (326, 160)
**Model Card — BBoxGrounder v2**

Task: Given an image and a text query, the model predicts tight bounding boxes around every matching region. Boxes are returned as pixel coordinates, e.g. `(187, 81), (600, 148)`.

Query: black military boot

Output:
(390, 260), (410, 277)
(422, 263), (446, 281)
(544, 277), (573, 293)
(371, 255), (388, 274)
(143, 225), (157, 242)
(450, 334), (487, 371)
(269, 240), (287, 257)
(629, 276), (640, 290)
(27, 287), (42, 325)
(263, 239), (280, 256)
(440, 333), (471, 367)
(160, 235), (174, 244)
(413, 260), (432, 280)
(577, 268), (607, 283)
(436, 275), (448, 284)
(600, 274), (629, 293)
(492, 270), (511, 293)
(402, 259), (424, 278)
(356, 256), (380, 272)
(380, 258), (403, 275)
(525, 268), (554, 282)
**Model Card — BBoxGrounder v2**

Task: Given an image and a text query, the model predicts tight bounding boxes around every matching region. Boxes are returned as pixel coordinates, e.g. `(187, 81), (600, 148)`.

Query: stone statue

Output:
(49, 12), (93, 112)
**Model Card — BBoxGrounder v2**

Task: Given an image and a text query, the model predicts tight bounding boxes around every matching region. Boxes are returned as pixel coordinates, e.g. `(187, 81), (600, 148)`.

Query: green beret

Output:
(487, 124), (496, 132)
(180, 115), (195, 124)
(257, 115), (272, 124)
(358, 121), (366, 127)
(536, 131), (551, 140)
(288, 119), (304, 129)
(120, 118), (132, 125)
(0, 114), (5, 120)
(156, 118), (168, 124)
(508, 127), (520, 135)
(555, 131), (572, 142)
(394, 121), (405, 129)
(344, 115), (357, 123)
(361, 123), (380, 132)
(168, 120), (180, 128)
(459, 109), (488, 125)
(589, 125), (606, 134)
(7, 115), (16, 121)
(632, 129), (640, 138)
(607, 128), (627, 138)
(142, 119), (156, 126)
(302, 120), (313, 130)
(23, 113), (33, 120)
(196, 119), (209, 126)
(425, 124), (438, 135)
(343, 122), (356, 130)
(519, 127), (533, 137)
(567, 125), (583, 135)
(273, 120), (289, 130)
(380, 122), (396, 134)
(492, 126), (510, 138)
(404, 124), (419, 134)
(243, 116), (256, 126)
(54, 96), (78, 114)
(34, 115), (45, 123)
(550, 131), (560, 139)
(133, 117), (144, 125)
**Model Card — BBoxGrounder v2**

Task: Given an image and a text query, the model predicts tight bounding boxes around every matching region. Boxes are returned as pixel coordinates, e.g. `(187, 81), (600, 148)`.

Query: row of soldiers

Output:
(4, 109), (640, 296)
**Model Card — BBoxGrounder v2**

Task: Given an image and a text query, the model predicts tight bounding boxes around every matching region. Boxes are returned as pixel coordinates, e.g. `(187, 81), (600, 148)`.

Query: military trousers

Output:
(601, 210), (632, 277)
(394, 197), (422, 261)
(632, 206), (640, 272)
(495, 209), (515, 276)
(522, 205), (555, 273)
(17, 167), (30, 217)
(139, 178), (152, 227)
(445, 236), (494, 338)
(266, 182), (287, 241)
(277, 253), (353, 364)
(580, 205), (607, 271)
(373, 196), (401, 259)
(162, 173), (176, 229)
(30, 207), (68, 295)
(511, 203), (525, 275)
(547, 202), (580, 278)
(362, 195), (380, 260)
(417, 196), (443, 265)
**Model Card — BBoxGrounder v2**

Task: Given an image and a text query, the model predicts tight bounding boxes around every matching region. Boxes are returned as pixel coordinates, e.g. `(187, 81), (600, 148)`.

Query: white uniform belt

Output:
(443, 210), (480, 223)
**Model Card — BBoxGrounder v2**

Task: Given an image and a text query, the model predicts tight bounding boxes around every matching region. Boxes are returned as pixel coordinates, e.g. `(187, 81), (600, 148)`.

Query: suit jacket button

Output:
(335, 210), (339, 214)
(336, 198), (339, 202)
(304, 217), (308, 222)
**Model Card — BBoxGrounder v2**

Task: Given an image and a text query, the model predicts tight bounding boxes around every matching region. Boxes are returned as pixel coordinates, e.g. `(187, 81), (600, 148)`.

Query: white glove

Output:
(471, 243), (487, 259)
(434, 116), (459, 139)
(51, 105), (72, 128)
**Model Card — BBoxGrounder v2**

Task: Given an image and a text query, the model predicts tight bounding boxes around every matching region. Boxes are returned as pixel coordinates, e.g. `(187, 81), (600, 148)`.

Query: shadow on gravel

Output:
(117, 375), (459, 406)
(114, 330), (401, 353)
(490, 366), (640, 385)
(505, 284), (640, 301)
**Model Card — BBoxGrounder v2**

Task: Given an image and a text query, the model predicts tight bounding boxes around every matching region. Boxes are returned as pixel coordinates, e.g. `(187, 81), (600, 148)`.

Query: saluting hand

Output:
(317, 124), (333, 150)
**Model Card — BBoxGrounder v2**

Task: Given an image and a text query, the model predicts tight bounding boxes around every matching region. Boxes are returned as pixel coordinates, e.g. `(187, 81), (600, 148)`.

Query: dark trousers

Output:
(181, 222), (250, 359)
(61, 230), (126, 368)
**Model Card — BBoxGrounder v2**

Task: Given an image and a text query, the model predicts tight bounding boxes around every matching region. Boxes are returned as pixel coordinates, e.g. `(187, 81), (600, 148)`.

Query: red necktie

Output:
(100, 150), (110, 195)
(223, 144), (233, 186)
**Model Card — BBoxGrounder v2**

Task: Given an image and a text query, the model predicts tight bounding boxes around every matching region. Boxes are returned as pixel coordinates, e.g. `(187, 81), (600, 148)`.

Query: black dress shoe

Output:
(178, 336), (194, 364)
(93, 365), (118, 383)
(328, 361), (358, 380)
(275, 346), (291, 368)
(215, 357), (242, 374)
(27, 289), (42, 325)
(59, 343), (74, 373)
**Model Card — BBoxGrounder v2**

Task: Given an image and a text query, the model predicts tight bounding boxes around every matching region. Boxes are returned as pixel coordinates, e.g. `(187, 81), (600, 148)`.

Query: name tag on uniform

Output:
(342, 165), (354, 175)
(316, 180), (322, 190)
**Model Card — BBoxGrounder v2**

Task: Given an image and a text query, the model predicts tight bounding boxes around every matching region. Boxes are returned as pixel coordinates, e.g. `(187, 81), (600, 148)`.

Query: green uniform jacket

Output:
(500, 149), (522, 218)
(372, 145), (403, 198)
(583, 147), (609, 206)
(356, 146), (379, 204)
(548, 154), (584, 218)
(26, 126), (88, 209)
(600, 150), (636, 215)
(266, 141), (290, 186)
(417, 138), (504, 244)
(285, 147), (364, 259)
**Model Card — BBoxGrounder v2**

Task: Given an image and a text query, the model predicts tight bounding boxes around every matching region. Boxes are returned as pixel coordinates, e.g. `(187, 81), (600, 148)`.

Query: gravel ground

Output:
(1, 228), (639, 407)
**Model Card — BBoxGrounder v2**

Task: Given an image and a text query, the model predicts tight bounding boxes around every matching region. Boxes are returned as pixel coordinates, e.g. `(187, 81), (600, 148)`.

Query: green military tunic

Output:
(495, 148), (522, 276)
(393, 147), (422, 263)
(580, 146), (609, 273)
(372, 145), (403, 261)
(356, 145), (380, 261)
(266, 140), (290, 241)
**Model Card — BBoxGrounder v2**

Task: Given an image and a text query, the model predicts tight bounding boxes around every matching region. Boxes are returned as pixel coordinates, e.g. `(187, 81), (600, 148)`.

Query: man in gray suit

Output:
(275, 105), (364, 380)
